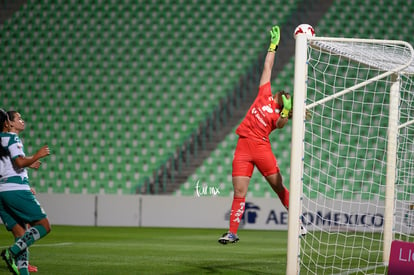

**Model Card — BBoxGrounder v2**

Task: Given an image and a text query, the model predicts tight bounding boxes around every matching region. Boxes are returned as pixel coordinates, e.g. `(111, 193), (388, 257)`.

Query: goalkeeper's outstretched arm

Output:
(259, 25), (280, 86)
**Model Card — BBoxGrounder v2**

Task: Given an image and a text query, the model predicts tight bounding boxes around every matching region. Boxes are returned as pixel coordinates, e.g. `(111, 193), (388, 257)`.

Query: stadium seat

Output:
(2, 0), (413, 199)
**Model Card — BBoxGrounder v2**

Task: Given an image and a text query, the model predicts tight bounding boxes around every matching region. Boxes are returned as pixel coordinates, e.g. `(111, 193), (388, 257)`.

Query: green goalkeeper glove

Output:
(268, 25), (280, 52)
(280, 94), (292, 118)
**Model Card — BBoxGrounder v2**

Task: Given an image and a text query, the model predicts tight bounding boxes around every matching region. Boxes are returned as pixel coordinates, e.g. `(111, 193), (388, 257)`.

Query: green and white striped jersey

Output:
(0, 132), (30, 191)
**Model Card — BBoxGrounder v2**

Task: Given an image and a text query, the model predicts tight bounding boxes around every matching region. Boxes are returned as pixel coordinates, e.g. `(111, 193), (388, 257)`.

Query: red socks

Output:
(228, 187), (289, 234)
(276, 186), (289, 209)
(229, 197), (246, 234)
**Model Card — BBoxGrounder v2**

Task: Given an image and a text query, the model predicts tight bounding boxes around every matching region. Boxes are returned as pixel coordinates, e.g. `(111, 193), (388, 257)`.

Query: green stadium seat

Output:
(3, 0), (412, 197)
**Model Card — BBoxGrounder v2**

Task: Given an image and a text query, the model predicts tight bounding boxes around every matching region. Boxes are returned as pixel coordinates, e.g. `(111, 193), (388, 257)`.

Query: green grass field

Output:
(0, 226), (290, 275)
(0, 226), (394, 274)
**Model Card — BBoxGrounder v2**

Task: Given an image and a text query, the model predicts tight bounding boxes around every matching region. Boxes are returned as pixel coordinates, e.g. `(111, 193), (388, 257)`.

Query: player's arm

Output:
(259, 25), (280, 87)
(28, 160), (42, 169)
(275, 93), (292, 129)
(13, 145), (50, 169)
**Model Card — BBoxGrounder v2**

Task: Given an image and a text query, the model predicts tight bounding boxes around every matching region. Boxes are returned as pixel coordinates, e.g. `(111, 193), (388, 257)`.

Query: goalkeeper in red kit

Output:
(218, 25), (306, 244)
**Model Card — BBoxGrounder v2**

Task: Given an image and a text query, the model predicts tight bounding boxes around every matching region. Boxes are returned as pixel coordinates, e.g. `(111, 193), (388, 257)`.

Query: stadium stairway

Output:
(162, 0), (335, 194)
(2, 0), (302, 195)
(0, 0), (333, 196)
(0, 1), (26, 25)
(177, 0), (414, 198)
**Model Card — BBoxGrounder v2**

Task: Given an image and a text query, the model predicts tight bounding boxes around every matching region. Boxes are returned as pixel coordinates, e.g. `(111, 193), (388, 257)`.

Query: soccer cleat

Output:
(1, 249), (18, 275)
(218, 232), (239, 245)
(28, 263), (38, 272)
(300, 224), (308, 236)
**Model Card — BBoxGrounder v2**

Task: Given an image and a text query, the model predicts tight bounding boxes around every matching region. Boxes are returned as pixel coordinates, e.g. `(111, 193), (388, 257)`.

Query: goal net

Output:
(287, 36), (414, 275)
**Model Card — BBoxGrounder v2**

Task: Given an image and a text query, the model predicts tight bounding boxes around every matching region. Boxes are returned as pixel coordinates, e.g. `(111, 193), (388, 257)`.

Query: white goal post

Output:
(287, 34), (414, 275)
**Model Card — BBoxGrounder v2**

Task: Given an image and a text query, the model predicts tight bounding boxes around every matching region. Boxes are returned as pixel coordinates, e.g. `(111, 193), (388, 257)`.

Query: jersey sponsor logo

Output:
(261, 105), (273, 113)
(251, 107), (267, 127)
(252, 105), (274, 127)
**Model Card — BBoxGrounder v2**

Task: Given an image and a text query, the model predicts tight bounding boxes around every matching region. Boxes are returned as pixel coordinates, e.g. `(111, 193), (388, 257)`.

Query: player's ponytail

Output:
(0, 109), (10, 159)
(6, 110), (16, 122)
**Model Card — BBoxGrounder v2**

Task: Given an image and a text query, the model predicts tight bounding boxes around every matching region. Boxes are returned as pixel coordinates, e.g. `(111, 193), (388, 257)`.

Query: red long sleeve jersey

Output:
(235, 82), (282, 142)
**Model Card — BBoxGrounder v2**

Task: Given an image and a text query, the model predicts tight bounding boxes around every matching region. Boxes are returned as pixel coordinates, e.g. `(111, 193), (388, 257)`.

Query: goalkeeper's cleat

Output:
(300, 224), (308, 237)
(1, 248), (19, 275)
(218, 232), (239, 245)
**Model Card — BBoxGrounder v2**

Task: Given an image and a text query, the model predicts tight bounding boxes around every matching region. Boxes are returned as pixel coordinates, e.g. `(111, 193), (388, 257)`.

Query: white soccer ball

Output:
(293, 24), (315, 39)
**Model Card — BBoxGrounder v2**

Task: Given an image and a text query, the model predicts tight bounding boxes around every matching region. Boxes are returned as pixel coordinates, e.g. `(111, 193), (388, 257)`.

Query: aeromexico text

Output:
(265, 210), (383, 228)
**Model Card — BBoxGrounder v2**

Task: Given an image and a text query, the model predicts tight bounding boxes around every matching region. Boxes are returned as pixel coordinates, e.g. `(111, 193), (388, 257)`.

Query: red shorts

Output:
(232, 137), (280, 177)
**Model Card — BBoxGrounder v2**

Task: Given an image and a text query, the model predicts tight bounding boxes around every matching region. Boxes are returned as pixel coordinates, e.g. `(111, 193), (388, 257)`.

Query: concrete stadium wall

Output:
(36, 194), (289, 230)
(33, 194), (408, 233)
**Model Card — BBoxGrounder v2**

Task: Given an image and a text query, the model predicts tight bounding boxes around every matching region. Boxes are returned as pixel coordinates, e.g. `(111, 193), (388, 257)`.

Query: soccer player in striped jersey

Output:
(0, 110), (51, 275)
(218, 25), (306, 244)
